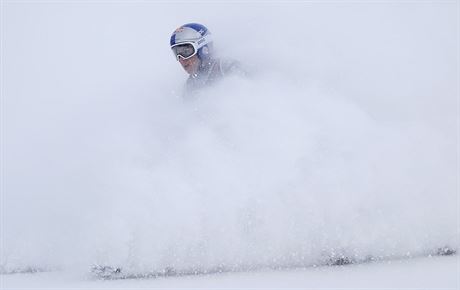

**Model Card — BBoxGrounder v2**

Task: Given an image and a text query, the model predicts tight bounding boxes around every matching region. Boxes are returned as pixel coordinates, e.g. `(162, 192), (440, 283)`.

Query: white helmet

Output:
(170, 23), (213, 61)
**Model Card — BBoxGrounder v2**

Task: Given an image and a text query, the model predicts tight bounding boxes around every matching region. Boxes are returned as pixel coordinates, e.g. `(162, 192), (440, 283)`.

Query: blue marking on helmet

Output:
(170, 33), (176, 46)
(182, 23), (207, 36)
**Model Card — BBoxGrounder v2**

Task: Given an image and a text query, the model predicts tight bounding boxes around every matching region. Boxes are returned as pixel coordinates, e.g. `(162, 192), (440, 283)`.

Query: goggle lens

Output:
(172, 44), (196, 60)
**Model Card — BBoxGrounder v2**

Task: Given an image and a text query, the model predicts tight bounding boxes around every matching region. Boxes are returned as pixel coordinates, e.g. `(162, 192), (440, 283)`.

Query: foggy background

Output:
(1, 1), (458, 274)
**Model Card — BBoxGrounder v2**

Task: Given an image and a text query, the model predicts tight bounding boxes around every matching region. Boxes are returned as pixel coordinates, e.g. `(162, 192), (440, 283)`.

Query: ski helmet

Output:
(170, 23), (213, 61)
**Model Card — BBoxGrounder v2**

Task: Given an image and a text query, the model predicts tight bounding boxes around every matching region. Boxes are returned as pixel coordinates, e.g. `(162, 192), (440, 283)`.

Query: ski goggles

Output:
(171, 34), (212, 61)
(171, 43), (197, 60)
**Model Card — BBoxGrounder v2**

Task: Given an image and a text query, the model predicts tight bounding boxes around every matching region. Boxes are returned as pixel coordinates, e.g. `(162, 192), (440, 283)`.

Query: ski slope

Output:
(2, 256), (458, 289)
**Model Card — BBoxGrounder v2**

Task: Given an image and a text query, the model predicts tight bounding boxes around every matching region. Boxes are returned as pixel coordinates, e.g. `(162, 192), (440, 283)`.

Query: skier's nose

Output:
(178, 57), (190, 65)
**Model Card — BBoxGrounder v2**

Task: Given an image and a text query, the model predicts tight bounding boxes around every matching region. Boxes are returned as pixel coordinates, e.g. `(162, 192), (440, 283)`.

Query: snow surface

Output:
(1, 0), (459, 287)
(1, 256), (459, 289)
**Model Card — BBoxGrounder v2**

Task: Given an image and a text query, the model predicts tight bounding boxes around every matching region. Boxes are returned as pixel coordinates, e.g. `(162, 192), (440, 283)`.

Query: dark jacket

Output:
(184, 58), (244, 96)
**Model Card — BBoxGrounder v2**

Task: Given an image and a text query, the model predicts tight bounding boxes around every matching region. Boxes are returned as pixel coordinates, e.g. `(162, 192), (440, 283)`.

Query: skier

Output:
(170, 23), (244, 96)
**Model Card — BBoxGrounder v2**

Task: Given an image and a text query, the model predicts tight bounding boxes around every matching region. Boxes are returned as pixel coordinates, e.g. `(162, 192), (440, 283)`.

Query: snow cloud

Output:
(2, 2), (457, 273)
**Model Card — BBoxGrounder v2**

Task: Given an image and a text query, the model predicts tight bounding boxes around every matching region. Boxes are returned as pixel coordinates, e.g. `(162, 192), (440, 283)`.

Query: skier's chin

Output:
(184, 67), (193, 74)
(184, 67), (197, 75)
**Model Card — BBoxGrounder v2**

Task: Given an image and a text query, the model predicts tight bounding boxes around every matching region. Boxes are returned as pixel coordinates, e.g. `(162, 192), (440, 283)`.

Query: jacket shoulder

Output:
(217, 58), (246, 77)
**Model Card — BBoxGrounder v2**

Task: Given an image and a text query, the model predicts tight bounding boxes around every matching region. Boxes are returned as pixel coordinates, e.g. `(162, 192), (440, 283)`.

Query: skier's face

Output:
(178, 55), (200, 75)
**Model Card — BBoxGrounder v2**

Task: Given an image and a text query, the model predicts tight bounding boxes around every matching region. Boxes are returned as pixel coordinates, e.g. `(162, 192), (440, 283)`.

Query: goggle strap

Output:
(195, 34), (212, 50)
